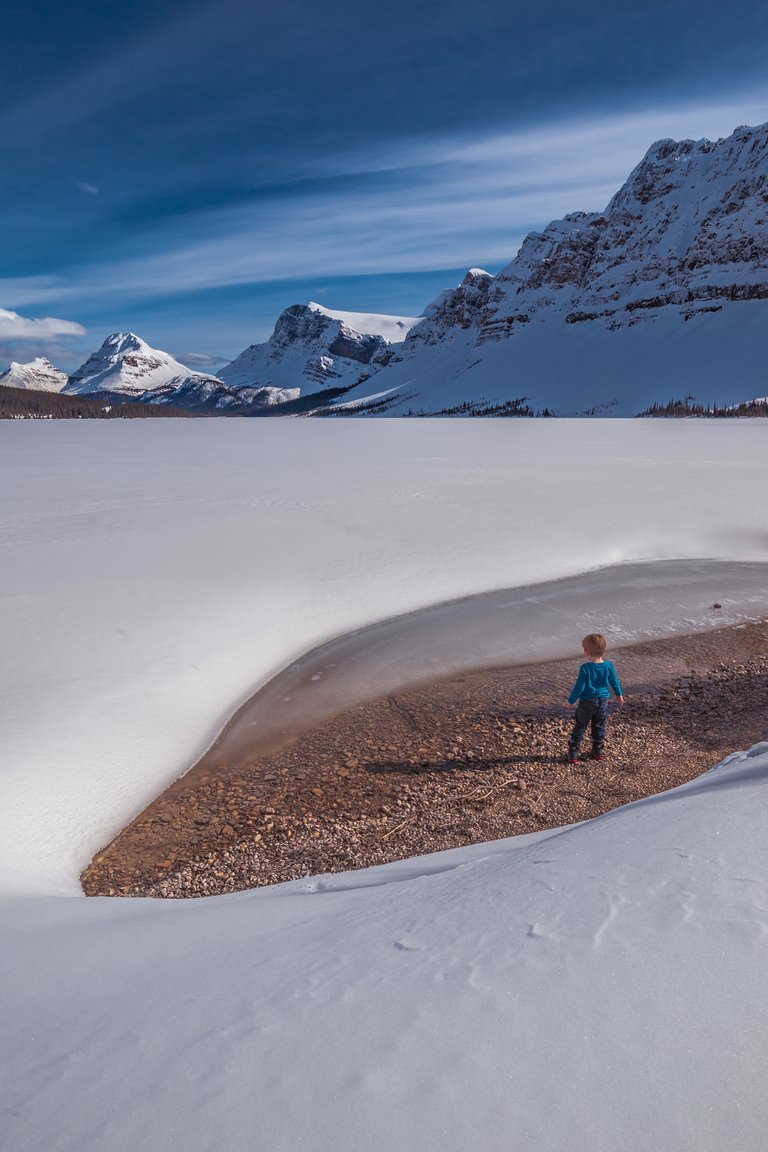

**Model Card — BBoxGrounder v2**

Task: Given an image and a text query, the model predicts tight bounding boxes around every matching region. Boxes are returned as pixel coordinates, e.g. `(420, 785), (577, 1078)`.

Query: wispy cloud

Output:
(0, 307), (86, 340)
(77, 182), (100, 196)
(0, 310), (87, 370)
(0, 276), (76, 309)
(5, 92), (768, 315)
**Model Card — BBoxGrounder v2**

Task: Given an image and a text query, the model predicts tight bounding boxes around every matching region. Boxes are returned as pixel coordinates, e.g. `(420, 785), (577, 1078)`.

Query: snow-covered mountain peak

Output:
(606, 121), (768, 215)
(483, 119), (768, 318)
(0, 356), (68, 393)
(218, 302), (420, 395)
(64, 332), (199, 396)
(96, 332), (159, 359)
(421, 269), (492, 313)
(33, 120), (768, 418)
(495, 213), (602, 291)
(103, 332), (147, 351)
(336, 121), (768, 415)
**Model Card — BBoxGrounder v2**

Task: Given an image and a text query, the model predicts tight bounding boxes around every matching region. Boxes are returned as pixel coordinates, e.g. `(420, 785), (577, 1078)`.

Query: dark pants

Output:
(569, 697), (609, 754)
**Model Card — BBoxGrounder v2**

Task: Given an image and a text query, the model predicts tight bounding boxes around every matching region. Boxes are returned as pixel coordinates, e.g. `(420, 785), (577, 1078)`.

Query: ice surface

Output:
(208, 559), (768, 767)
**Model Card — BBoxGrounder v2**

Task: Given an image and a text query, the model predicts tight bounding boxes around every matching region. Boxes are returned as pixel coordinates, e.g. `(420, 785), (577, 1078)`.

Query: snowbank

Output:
(3, 745), (768, 1152)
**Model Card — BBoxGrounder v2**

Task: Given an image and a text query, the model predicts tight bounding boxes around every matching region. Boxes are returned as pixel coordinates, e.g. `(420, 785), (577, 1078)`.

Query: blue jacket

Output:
(568, 660), (623, 703)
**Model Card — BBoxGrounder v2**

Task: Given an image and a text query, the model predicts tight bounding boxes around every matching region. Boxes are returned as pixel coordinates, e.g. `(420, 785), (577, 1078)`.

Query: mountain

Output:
(334, 122), (768, 416)
(138, 375), (300, 412)
(64, 332), (203, 396)
(42, 122), (768, 418)
(0, 357), (68, 393)
(61, 311), (418, 413)
(218, 302), (419, 396)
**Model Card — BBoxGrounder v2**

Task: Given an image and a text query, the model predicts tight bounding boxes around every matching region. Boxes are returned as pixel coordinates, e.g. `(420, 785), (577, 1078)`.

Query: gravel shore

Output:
(82, 619), (768, 898)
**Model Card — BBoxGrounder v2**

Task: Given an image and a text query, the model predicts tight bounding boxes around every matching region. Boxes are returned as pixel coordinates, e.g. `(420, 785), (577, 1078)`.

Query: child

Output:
(565, 633), (624, 763)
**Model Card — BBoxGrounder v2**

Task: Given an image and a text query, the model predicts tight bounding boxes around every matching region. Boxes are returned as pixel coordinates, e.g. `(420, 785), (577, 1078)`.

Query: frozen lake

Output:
(1, 417), (767, 894)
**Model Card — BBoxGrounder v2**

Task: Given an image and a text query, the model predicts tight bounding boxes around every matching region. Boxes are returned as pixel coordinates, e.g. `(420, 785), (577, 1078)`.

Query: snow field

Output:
(307, 300), (420, 340)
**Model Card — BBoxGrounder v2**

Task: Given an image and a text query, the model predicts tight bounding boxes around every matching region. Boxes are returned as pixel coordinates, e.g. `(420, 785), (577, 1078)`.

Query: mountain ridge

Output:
(335, 121), (768, 415)
(8, 121), (768, 416)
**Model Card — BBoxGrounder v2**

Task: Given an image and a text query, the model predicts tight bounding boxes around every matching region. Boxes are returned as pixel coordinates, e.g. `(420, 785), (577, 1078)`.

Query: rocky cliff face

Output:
(269, 306), (387, 365)
(218, 302), (417, 396)
(406, 270), (495, 347)
(337, 122), (768, 415)
(430, 124), (768, 343)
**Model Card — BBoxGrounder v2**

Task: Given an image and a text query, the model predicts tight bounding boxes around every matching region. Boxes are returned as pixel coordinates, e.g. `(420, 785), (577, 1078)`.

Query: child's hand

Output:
(618, 695), (625, 705)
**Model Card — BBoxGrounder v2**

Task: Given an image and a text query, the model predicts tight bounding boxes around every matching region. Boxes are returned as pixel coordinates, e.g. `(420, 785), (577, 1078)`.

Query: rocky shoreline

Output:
(82, 620), (768, 899)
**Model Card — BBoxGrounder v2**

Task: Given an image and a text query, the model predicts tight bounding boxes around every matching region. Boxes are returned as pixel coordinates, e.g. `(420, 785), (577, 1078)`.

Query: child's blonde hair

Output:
(582, 632), (607, 658)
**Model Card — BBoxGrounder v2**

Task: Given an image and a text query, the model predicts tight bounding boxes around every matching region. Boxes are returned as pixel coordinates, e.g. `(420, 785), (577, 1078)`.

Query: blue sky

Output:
(3, 0), (768, 371)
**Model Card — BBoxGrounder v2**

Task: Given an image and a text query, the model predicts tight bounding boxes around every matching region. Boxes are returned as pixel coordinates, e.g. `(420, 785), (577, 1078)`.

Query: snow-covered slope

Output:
(337, 123), (768, 415)
(306, 301), (419, 343)
(5, 745), (768, 1152)
(218, 301), (420, 396)
(0, 356), (68, 392)
(64, 332), (202, 395)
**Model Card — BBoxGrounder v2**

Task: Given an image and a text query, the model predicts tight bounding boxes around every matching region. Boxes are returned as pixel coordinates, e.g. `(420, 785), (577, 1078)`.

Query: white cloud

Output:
(77, 182), (100, 196)
(0, 308), (86, 340)
(177, 351), (227, 368)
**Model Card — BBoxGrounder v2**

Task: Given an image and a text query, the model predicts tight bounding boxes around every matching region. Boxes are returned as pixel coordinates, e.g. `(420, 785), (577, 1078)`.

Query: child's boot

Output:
(565, 742), (579, 764)
(590, 744), (604, 761)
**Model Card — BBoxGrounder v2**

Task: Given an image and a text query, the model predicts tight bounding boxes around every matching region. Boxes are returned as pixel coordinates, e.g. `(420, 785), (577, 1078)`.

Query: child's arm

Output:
(608, 663), (625, 704)
(567, 666), (586, 705)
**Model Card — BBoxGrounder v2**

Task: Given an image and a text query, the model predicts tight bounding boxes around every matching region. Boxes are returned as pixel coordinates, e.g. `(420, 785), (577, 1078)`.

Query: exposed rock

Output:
(217, 302), (418, 397)
(335, 122), (768, 416)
